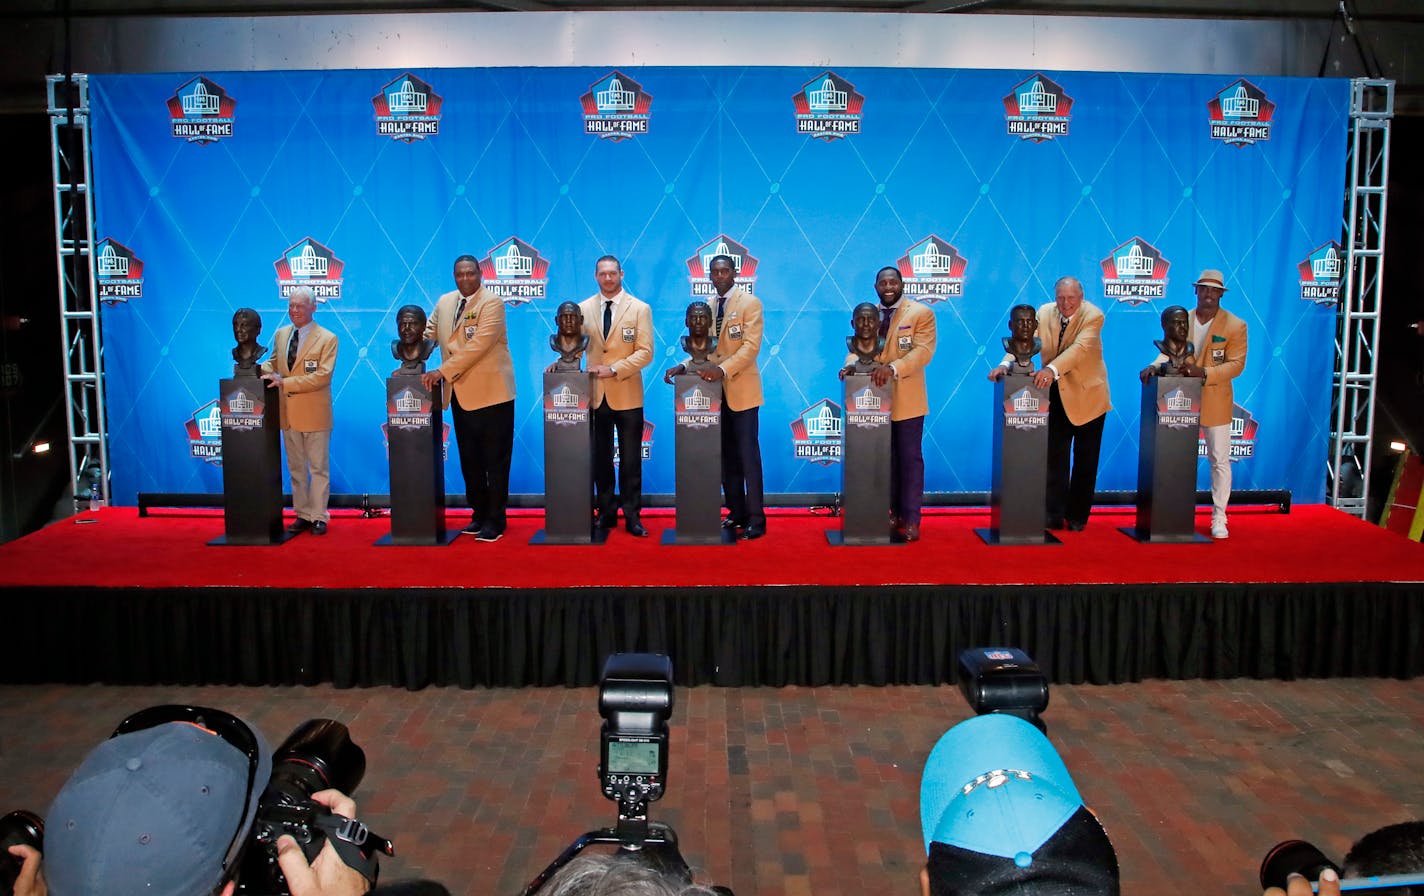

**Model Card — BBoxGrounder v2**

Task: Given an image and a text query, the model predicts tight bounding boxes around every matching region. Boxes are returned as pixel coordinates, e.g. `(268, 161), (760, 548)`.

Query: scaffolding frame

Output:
(47, 73), (107, 510)
(45, 73), (1393, 518)
(1328, 78), (1393, 518)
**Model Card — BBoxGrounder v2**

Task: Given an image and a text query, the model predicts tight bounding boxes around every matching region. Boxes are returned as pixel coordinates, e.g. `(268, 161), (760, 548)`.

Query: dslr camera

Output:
(237, 718), (393, 896)
(520, 653), (730, 896)
(0, 810), (43, 896)
(1260, 839), (1424, 892)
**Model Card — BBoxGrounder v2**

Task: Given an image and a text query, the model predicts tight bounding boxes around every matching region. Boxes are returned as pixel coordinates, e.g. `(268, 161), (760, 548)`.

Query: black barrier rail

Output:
(136, 489), (1291, 517)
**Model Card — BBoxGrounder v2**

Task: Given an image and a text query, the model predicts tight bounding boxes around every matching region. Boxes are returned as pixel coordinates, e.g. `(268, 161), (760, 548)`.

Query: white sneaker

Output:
(1211, 517), (1229, 540)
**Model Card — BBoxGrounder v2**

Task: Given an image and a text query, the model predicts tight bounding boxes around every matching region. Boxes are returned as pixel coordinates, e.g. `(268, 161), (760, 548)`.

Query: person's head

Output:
(853, 302), (880, 339)
(45, 705), (272, 896)
(232, 308), (261, 345)
(453, 254), (481, 297)
(397, 305), (427, 345)
(556, 301), (584, 337)
(1193, 269), (1227, 319)
(596, 255), (623, 298)
(708, 255), (737, 296)
(1160, 305), (1189, 344)
(1343, 821), (1424, 895)
(1053, 276), (1084, 321)
(541, 853), (721, 896)
(876, 266), (904, 308)
(287, 287), (315, 328)
(919, 714), (1119, 896)
(685, 301), (712, 336)
(1008, 304), (1037, 342)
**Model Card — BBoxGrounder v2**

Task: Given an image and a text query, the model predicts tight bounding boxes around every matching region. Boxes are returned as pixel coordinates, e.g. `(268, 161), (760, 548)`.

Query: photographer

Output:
(542, 855), (720, 896)
(18, 706), (374, 896)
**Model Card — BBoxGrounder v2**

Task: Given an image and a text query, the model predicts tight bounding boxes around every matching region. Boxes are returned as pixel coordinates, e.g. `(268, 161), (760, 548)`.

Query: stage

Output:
(2, 503), (1421, 689)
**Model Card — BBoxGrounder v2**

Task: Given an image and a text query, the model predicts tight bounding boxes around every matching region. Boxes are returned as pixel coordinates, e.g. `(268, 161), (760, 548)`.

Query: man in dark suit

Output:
(580, 255), (654, 541)
(700, 254), (766, 540)
(422, 255), (517, 542)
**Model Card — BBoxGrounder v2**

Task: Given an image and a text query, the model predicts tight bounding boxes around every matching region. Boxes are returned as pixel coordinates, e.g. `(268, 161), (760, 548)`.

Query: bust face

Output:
(232, 313), (259, 346)
(852, 304), (879, 340)
(1163, 308), (1189, 344)
(686, 303), (712, 338)
(396, 310), (425, 345)
(556, 302), (583, 337)
(1009, 308), (1037, 342)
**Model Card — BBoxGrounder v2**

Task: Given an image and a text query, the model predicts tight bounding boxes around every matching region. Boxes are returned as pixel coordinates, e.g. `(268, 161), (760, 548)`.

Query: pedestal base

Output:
(1118, 526), (1211, 545)
(374, 529), (461, 547)
(541, 371), (593, 545)
(973, 527), (1061, 546)
(660, 527), (737, 546)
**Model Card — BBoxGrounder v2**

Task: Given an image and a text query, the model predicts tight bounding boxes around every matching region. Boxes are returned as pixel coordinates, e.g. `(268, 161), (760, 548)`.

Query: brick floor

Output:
(4, 678), (1423, 895)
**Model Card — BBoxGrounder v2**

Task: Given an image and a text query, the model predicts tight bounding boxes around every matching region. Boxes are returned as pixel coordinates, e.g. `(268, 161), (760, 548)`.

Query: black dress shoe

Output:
(591, 527), (610, 544)
(286, 518), (312, 533)
(462, 517), (483, 535)
(312, 520), (328, 536)
(1066, 519), (1087, 532)
(739, 526), (766, 540)
(721, 517), (746, 530)
(1046, 518), (1065, 531)
(625, 521), (649, 538)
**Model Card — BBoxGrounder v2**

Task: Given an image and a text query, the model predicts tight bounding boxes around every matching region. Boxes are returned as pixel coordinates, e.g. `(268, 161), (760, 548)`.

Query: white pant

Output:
(282, 429), (331, 523)
(1203, 423), (1231, 517)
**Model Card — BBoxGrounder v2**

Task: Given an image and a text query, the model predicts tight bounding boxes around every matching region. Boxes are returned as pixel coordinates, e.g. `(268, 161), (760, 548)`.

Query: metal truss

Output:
(47, 73), (108, 510)
(1328, 78), (1393, 518)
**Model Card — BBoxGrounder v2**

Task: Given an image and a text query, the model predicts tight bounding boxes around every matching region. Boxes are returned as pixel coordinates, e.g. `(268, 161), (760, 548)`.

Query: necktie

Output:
(879, 305), (894, 339)
(603, 300), (613, 340)
(1058, 314), (1070, 344)
(286, 330), (299, 369)
(716, 293), (728, 333)
(454, 295), (467, 325)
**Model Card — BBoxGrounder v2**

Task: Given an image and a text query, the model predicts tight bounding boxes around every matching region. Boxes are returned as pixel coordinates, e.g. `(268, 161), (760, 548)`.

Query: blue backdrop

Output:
(88, 67), (1349, 505)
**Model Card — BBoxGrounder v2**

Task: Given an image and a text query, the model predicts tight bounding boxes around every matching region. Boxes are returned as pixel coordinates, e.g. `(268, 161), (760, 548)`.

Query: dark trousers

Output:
(720, 404), (765, 529)
(451, 395), (514, 532)
(1045, 382), (1105, 526)
(592, 399), (644, 526)
(891, 415), (925, 526)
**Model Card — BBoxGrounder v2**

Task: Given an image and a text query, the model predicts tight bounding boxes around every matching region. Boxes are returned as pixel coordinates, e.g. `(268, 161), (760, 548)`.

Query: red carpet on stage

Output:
(2, 503), (1420, 590)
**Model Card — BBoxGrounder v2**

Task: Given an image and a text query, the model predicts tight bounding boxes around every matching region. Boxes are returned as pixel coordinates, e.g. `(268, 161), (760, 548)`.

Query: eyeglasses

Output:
(110, 704), (263, 878)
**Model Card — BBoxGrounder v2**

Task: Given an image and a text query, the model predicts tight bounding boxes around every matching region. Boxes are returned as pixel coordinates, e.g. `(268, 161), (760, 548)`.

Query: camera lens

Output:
(267, 719), (366, 802)
(1260, 839), (1341, 889)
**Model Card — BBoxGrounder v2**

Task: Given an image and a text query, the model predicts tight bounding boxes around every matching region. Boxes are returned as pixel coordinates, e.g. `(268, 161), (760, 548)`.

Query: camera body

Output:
(958, 647), (1050, 732)
(236, 719), (370, 896)
(598, 653), (673, 819)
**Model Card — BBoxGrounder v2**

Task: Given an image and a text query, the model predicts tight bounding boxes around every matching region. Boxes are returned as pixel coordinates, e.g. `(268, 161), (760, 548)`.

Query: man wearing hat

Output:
(1182, 269), (1247, 540)
(26, 707), (372, 896)
(918, 713), (1120, 896)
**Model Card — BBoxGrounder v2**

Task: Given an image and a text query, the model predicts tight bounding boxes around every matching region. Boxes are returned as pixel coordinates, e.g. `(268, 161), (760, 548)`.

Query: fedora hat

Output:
(1193, 269), (1227, 291)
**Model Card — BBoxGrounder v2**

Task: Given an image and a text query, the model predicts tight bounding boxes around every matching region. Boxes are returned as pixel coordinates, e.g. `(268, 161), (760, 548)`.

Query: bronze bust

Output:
(549, 301), (590, 372)
(663, 302), (719, 383)
(845, 302), (886, 374)
(1140, 305), (1202, 383)
(231, 308), (267, 377)
(1002, 303), (1041, 375)
(391, 304), (438, 375)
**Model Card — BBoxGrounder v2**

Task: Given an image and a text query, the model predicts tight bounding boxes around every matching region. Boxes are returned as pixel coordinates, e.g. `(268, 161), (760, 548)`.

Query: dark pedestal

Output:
(377, 375), (458, 546)
(662, 374), (733, 546)
(1122, 376), (1210, 543)
(828, 375), (893, 546)
(976, 375), (1058, 546)
(211, 376), (293, 546)
(532, 371), (593, 545)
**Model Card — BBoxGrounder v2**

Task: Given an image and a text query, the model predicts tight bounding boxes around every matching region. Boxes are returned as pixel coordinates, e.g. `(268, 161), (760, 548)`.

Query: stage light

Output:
(1390, 440), (1407, 452)
(32, 441), (50, 454)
